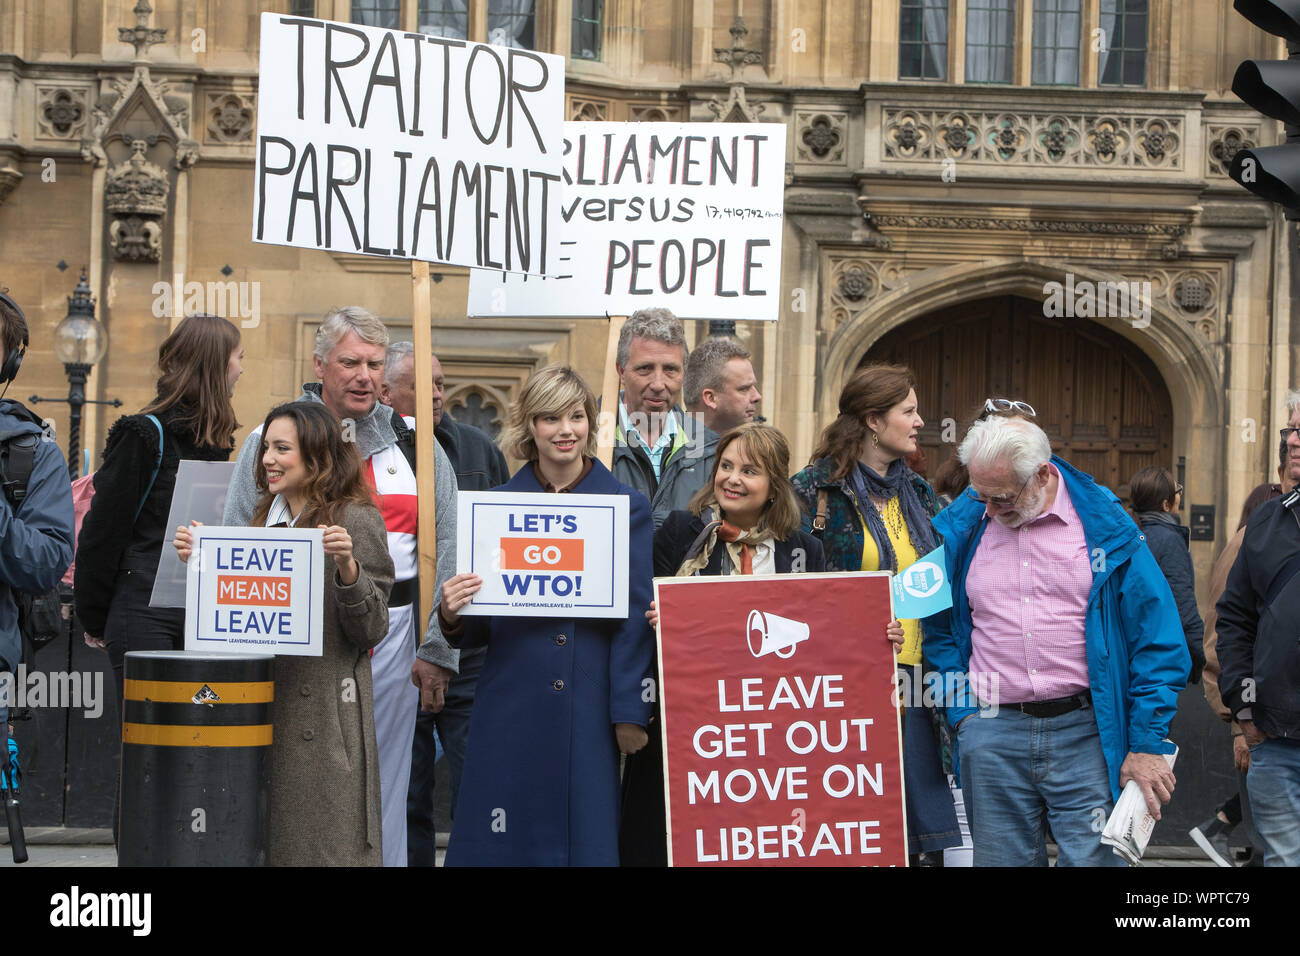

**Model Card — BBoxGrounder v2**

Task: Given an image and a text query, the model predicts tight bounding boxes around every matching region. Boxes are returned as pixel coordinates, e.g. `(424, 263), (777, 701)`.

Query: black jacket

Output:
(652, 510), (826, 577)
(619, 508), (826, 867)
(1137, 511), (1205, 683)
(434, 414), (508, 493)
(1216, 493), (1300, 738)
(74, 407), (232, 637)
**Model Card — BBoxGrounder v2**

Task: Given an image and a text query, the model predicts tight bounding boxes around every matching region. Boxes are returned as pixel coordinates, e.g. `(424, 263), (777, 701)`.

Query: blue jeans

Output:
(1246, 736), (1300, 867)
(407, 647), (481, 866)
(958, 703), (1123, 867)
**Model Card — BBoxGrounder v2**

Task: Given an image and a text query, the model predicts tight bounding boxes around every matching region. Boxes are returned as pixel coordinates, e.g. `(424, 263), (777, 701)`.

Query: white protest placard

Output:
(253, 13), (565, 274)
(456, 491), (628, 618)
(185, 526), (324, 657)
(467, 122), (787, 320)
(150, 460), (239, 609)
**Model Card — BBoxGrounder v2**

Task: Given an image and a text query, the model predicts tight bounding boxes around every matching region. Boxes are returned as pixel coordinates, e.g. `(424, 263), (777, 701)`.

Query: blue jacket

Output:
(445, 459), (654, 866)
(0, 401), (74, 670)
(922, 456), (1188, 801)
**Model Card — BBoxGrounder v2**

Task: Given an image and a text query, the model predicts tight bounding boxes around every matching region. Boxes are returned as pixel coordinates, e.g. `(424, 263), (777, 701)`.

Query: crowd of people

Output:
(0, 288), (1296, 867)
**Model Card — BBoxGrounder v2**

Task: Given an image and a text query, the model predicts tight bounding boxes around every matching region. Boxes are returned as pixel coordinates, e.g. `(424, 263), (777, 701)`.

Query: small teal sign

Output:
(891, 546), (953, 619)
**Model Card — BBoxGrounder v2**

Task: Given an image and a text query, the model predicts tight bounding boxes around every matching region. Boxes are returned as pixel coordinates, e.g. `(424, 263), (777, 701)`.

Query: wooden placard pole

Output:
(597, 315), (628, 471)
(411, 260), (437, 636)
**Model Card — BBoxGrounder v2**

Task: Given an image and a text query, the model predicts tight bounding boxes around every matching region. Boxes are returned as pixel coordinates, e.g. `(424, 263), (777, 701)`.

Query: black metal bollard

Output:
(118, 651), (273, 866)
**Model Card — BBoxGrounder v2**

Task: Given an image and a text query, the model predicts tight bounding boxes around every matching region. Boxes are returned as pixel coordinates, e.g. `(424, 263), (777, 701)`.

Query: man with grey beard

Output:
(922, 414), (1187, 866)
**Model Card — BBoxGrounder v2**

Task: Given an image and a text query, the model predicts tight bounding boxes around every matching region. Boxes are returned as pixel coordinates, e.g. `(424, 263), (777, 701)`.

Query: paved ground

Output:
(0, 827), (449, 866)
(0, 828), (1227, 866)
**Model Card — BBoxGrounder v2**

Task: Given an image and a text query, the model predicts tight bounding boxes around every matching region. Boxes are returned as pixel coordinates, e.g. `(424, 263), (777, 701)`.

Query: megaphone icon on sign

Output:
(747, 609), (810, 660)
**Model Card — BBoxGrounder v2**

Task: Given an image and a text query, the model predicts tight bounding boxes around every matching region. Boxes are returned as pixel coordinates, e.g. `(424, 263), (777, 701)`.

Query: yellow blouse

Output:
(860, 495), (923, 667)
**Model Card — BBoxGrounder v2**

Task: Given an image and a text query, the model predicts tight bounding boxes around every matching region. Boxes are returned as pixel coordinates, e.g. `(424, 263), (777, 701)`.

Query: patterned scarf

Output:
(847, 458), (937, 572)
(675, 509), (774, 577)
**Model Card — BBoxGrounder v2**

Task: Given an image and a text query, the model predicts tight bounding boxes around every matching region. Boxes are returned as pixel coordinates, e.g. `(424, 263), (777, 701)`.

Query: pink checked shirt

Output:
(966, 464), (1093, 704)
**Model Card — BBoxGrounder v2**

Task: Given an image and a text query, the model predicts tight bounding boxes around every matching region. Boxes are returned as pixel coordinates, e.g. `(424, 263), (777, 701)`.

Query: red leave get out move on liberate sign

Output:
(654, 572), (906, 867)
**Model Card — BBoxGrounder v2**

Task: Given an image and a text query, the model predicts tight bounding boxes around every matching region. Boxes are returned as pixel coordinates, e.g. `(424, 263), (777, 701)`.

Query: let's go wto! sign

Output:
(456, 492), (629, 618)
(185, 527), (324, 656)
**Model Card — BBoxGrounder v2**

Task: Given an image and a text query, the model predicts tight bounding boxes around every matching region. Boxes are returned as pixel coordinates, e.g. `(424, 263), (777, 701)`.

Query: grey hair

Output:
(384, 341), (415, 387)
(314, 306), (390, 362)
(616, 308), (686, 369)
(958, 415), (1052, 483)
(683, 336), (751, 409)
(1287, 389), (1300, 417)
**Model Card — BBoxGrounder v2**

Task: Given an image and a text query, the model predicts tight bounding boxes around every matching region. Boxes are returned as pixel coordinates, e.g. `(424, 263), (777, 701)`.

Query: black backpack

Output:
(0, 403), (66, 662)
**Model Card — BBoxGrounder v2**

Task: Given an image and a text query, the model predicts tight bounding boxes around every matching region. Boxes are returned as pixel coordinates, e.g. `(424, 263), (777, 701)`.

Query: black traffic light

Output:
(1229, 0), (1300, 212)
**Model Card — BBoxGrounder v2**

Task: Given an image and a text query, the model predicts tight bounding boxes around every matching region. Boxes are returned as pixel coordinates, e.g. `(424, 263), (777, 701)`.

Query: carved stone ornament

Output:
(1207, 125), (1259, 177)
(38, 88), (90, 139)
(707, 84), (766, 123)
(796, 111), (846, 164)
(569, 97), (608, 121)
(206, 92), (255, 143)
(883, 107), (1183, 169)
(0, 162), (22, 206)
(105, 139), (169, 261)
(81, 2), (198, 170)
(630, 104), (683, 123)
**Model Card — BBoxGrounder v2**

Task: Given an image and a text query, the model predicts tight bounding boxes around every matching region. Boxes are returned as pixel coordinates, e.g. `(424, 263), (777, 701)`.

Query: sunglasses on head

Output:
(979, 398), (1037, 421)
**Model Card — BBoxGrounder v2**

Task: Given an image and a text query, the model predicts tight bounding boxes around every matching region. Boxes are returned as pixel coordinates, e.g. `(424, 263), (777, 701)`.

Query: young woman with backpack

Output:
(74, 313), (244, 706)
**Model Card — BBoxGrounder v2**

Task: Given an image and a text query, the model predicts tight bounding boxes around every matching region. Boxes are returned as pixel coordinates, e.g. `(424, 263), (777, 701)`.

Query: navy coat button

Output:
(553, 679), (565, 691)
(555, 634), (567, 645)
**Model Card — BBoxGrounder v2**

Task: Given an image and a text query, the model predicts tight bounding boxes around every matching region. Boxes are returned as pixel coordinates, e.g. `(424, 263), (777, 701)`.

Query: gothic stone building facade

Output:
(0, 0), (1291, 597)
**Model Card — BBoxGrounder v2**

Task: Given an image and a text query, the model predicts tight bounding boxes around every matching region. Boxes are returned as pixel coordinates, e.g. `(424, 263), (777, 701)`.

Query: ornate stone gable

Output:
(104, 138), (169, 261)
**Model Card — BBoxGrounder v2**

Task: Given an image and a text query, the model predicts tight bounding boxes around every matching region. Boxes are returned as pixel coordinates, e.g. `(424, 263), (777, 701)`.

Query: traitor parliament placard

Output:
(253, 12), (565, 274)
(456, 491), (629, 618)
(655, 572), (907, 866)
(185, 526), (325, 656)
(467, 121), (787, 320)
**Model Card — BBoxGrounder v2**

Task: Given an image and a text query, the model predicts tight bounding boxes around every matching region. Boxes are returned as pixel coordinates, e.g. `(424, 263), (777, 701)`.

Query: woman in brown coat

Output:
(176, 402), (393, 865)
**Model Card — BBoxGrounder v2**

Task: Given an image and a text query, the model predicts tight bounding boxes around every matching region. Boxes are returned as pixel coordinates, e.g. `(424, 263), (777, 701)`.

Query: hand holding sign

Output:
(319, 524), (357, 584)
(441, 572), (484, 624)
(173, 520), (204, 564)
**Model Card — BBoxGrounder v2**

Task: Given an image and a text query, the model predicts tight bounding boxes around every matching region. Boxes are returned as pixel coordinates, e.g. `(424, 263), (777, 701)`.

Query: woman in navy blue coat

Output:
(438, 365), (654, 866)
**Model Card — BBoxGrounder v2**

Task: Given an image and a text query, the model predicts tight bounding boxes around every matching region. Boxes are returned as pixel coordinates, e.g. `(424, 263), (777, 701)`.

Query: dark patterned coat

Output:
(790, 456), (941, 571)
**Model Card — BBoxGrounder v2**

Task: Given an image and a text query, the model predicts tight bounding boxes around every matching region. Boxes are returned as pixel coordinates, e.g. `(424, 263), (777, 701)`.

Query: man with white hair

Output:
(224, 307), (457, 867)
(922, 411), (1188, 866)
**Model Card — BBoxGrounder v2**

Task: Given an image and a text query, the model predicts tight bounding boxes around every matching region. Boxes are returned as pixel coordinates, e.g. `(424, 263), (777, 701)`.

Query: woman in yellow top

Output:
(791, 363), (960, 863)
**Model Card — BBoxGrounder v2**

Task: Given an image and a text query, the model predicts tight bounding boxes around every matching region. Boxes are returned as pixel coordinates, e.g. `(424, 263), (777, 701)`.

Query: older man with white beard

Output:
(922, 413), (1188, 866)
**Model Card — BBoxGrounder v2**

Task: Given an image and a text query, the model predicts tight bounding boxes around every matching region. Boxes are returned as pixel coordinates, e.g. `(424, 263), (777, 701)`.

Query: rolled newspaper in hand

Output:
(1100, 745), (1178, 865)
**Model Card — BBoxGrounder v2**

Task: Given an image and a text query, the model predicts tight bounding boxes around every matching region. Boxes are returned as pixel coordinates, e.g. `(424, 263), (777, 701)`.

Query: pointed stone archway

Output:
(863, 294), (1174, 498)
(817, 257), (1226, 529)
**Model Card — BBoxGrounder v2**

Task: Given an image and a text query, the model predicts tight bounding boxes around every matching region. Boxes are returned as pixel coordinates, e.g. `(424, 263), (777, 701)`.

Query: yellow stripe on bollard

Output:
(122, 723), (273, 747)
(124, 679), (275, 704)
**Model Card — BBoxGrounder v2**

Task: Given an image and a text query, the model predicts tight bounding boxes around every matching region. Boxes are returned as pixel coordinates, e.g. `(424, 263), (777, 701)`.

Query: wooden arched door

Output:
(862, 295), (1174, 497)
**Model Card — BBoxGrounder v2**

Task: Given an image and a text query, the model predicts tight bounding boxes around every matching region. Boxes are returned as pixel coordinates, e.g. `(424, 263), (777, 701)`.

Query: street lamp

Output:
(29, 268), (120, 478)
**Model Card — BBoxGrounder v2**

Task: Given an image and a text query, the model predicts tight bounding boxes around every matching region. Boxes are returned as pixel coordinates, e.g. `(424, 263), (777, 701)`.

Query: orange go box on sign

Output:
(498, 537), (585, 572)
